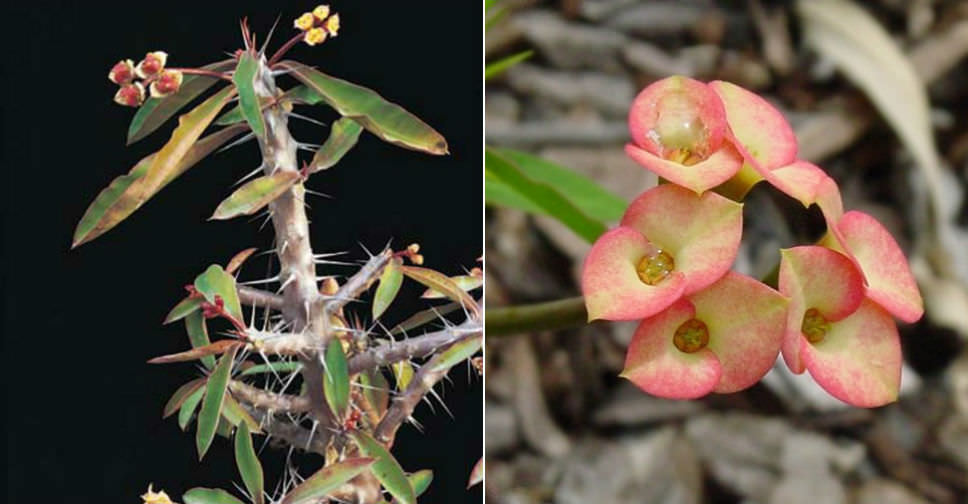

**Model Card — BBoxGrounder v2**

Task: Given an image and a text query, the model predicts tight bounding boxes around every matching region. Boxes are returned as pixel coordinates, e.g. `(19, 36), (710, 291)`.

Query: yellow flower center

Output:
(674, 318), (710, 353)
(651, 90), (710, 163)
(801, 308), (830, 344)
(635, 249), (675, 285)
(295, 12), (316, 31)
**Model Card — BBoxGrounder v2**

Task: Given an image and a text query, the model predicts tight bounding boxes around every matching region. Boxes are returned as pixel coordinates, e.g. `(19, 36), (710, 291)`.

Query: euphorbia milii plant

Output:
(585, 75), (923, 407)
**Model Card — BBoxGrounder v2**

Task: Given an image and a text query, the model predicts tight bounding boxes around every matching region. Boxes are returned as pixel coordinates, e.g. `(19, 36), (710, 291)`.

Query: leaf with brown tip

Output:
(280, 458), (375, 504)
(226, 247), (258, 275)
(147, 339), (242, 364)
(399, 266), (480, 317)
(163, 378), (206, 418)
(211, 171), (301, 220)
(310, 117), (364, 173)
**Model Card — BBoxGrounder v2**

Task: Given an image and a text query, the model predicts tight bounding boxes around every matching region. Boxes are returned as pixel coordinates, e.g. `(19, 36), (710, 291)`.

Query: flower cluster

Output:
(294, 5), (340, 46)
(583, 76), (923, 407)
(108, 51), (183, 107)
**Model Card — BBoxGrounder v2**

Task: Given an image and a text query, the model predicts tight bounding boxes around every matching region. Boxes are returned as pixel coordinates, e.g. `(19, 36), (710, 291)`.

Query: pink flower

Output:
(582, 184), (742, 321)
(108, 59), (135, 85)
(779, 246), (902, 407)
(625, 76), (744, 194)
(114, 82), (145, 107)
(149, 69), (184, 98)
(622, 272), (788, 399)
(135, 51), (168, 79)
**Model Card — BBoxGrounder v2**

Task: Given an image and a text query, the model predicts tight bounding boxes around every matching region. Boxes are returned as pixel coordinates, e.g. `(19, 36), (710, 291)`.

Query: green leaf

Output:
(179, 385), (206, 430)
(240, 361), (303, 377)
(372, 258), (403, 320)
(226, 247), (258, 275)
(286, 84), (325, 106)
(280, 61), (448, 155)
(139, 85), (236, 201)
(163, 378), (206, 418)
(310, 117), (364, 172)
(280, 458), (376, 504)
(165, 296), (203, 325)
(496, 149), (626, 222)
(485, 148), (607, 243)
(350, 431), (416, 504)
(183, 487), (246, 504)
(392, 361), (414, 391)
(360, 369), (390, 421)
(399, 266), (480, 317)
(147, 339), (242, 365)
(235, 422), (264, 504)
(408, 469), (433, 498)
(211, 171), (301, 220)
(194, 264), (244, 323)
(485, 50), (533, 80)
(422, 273), (483, 299)
(72, 124), (245, 247)
(323, 339), (350, 419)
(390, 303), (460, 335)
(196, 345), (239, 459)
(429, 335), (482, 372)
(222, 394), (261, 433)
(214, 105), (244, 126)
(468, 457), (483, 488)
(127, 59), (235, 144)
(233, 52), (267, 139)
(185, 310), (216, 369)
(485, 169), (544, 214)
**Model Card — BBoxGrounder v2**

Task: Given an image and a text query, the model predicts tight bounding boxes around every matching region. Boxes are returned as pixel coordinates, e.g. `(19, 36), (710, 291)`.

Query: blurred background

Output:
(485, 1), (968, 503)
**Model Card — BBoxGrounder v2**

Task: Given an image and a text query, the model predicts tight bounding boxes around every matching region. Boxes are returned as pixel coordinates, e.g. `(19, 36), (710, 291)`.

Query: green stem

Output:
(486, 296), (589, 336)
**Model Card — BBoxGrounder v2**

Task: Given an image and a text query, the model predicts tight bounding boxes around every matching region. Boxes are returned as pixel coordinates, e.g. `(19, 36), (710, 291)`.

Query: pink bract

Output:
(582, 184), (743, 321)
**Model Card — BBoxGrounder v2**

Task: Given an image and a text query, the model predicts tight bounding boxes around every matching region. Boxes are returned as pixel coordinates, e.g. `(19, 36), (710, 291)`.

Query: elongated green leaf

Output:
(281, 61), (448, 155)
(127, 59), (235, 144)
(429, 335), (482, 372)
(163, 378), (206, 418)
(179, 385), (206, 430)
(485, 50), (533, 80)
(360, 369), (390, 422)
(399, 266), (480, 317)
(422, 274), (483, 299)
(222, 394), (261, 433)
(183, 487), (246, 504)
(185, 310), (216, 369)
(165, 296), (203, 325)
(194, 264), (244, 323)
(140, 85), (237, 199)
(350, 431), (416, 504)
(495, 149), (626, 222)
(235, 422), (264, 504)
(310, 118), (364, 172)
(214, 105), (245, 126)
(147, 339), (242, 364)
(226, 247), (258, 275)
(233, 52), (267, 139)
(72, 124), (246, 247)
(280, 458), (375, 504)
(372, 259), (403, 320)
(485, 169), (543, 214)
(468, 457), (483, 488)
(392, 361), (414, 391)
(286, 84), (325, 106)
(240, 361), (303, 377)
(196, 345), (239, 459)
(390, 302), (460, 335)
(211, 171), (301, 220)
(323, 339), (350, 419)
(408, 470), (433, 497)
(485, 148), (606, 243)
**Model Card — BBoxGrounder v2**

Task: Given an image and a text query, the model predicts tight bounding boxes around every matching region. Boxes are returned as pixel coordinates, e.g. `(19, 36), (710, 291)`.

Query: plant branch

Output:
(348, 320), (482, 374)
(485, 296), (588, 336)
(238, 286), (285, 310)
(324, 250), (392, 317)
(230, 380), (310, 413)
(245, 406), (328, 456)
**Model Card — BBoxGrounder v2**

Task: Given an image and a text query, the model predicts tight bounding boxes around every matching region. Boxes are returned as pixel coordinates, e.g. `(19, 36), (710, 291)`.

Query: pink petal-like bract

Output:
(828, 211), (924, 323)
(625, 143), (744, 195)
(768, 160), (844, 224)
(621, 184), (743, 295)
(622, 299), (722, 399)
(801, 298), (902, 407)
(778, 246), (866, 373)
(582, 226), (687, 321)
(692, 271), (788, 393)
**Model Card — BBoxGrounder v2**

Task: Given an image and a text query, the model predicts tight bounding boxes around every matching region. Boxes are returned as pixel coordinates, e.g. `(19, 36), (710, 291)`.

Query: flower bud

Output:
(114, 82), (146, 107)
(108, 59), (135, 84)
(411, 254), (424, 266)
(324, 13), (340, 37)
(304, 27), (328, 46)
(141, 484), (175, 504)
(312, 5), (331, 21)
(320, 277), (339, 296)
(135, 51), (168, 79)
(294, 12), (315, 31)
(407, 243), (420, 254)
(149, 70), (183, 98)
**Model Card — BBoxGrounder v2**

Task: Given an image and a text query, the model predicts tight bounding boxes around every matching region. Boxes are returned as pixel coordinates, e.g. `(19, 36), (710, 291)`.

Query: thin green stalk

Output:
(485, 296), (589, 336)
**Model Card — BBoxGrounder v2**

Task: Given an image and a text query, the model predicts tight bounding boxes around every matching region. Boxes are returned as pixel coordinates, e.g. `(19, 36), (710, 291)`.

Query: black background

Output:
(2, 1), (482, 502)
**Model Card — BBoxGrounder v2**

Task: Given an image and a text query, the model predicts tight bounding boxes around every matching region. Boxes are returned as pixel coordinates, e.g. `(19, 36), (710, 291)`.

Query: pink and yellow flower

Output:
(149, 69), (183, 98)
(622, 272), (788, 399)
(114, 82), (145, 107)
(135, 51), (168, 79)
(108, 59), (135, 85)
(582, 184), (743, 321)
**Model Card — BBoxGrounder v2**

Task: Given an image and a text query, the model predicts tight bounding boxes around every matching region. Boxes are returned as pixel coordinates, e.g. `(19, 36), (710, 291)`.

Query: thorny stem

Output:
(238, 286), (285, 311)
(485, 296), (589, 336)
(230, 380), (310, 413)
(348, 320), (481, 374)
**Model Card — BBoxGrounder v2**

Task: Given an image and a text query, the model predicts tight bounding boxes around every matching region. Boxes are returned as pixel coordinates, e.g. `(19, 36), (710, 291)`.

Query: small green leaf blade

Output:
(392, 361), (414, 391)
(485, 148), (606, 243)
(350, 431), (416, 504)
(222, 394), (261, 433)
(323, 339), (350, 419)
(147, 339), (241, 365)
(179, 385), (206, 430)
(235, 422), (264, 504)
(281, 61), (448, 155)
(196, 345), (239, 459)
(360, 369), (390, 422)
(485, 50), (533, 80)
(280, 457), (375, 504)
(429, 335), (482, 372)
(310, 117), (364, 172)
(194, 264), (244, 323)
(185, 310), (216, 369)
(163, 378), (206, 418)
(372, 259), (403, 320)
(211, 171), (300, 220)
(422, 274), (483, 299)
(165, 296), (203, 325)
(233, 52), (267, 139)
(399, 266), (480, 317)
(240, 361), (303, 377)
(183, 487), (246, 504)
(408, 469), (433, 497)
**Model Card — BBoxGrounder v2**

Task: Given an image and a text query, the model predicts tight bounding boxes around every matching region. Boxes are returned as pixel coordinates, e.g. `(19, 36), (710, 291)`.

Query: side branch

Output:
(229, 380), (310, 413)
(246, 407), (328, 456)
(324, 249), (392, 317)
(348, 320), (482, 374)
(238, 286), (285, 311)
